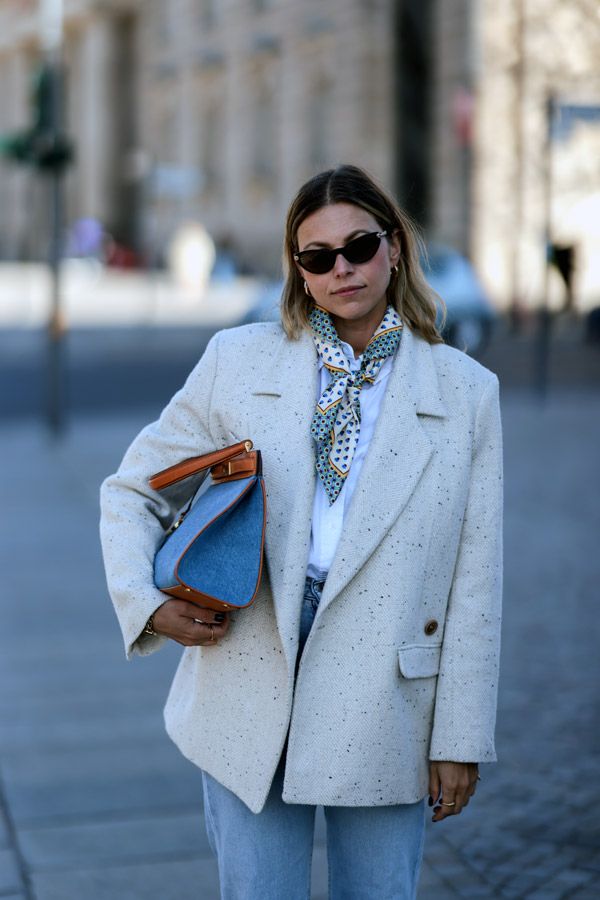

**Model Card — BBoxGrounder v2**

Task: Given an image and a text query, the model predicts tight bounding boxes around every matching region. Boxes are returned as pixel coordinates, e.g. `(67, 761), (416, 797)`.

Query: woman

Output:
(100, 165), (503, 899)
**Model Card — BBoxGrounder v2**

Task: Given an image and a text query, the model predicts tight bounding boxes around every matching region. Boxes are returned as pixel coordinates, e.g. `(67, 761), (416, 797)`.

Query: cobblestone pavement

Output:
(0, 386), (599, 899)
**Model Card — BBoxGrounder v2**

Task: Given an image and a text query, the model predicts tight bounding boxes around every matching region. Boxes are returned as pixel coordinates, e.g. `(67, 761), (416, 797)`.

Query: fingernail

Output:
(214, 613), (225, 623)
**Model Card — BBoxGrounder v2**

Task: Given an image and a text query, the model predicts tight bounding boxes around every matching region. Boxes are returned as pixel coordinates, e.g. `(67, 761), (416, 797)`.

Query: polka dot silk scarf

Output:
(309, 303), (403, 505)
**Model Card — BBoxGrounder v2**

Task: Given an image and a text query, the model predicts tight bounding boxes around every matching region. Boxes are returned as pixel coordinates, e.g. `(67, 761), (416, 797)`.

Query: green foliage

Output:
(0, 130), (35, 163)
(0, 64), (74, 171)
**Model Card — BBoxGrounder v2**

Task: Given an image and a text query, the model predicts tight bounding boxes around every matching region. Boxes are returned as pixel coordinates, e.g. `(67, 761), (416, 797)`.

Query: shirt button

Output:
(424, 619), (438, 636)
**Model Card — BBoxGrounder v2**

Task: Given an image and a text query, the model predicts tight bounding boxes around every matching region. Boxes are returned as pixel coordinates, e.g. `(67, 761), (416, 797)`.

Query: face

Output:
(295, 202), (401, 332)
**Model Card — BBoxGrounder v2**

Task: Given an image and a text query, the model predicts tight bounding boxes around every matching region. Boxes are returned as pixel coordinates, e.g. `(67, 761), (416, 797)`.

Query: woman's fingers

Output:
(189, 605), (230, 645)
(192, 619), (221, 646)
(429, 761), (479, 822)
(187, 605), (228, 625)
(191, 615), (230, 645)
(432, 791), (459, 821)
(152, 599), (230, 646)
(428, 766), (441, 805)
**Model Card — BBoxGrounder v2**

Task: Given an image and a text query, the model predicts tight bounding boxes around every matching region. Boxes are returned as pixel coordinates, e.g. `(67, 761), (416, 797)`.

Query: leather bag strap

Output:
(149, 440), (253, 491)
(211, 451), (261, 483)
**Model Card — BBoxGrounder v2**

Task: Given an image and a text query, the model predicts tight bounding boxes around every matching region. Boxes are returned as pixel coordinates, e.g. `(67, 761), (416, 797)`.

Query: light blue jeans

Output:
(201, 576), (426, 900)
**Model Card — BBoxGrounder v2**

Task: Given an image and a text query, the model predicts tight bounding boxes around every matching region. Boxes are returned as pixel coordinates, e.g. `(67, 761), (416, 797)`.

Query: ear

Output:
(388, 229), (401, 267)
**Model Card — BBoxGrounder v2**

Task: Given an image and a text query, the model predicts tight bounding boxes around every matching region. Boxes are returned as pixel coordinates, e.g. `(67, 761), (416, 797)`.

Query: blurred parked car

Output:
(240, 245), (496, 357)
(422, 244), (496, 355)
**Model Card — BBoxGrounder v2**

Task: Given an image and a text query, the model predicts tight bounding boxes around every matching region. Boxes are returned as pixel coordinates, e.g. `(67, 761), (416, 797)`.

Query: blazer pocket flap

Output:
(398, 644), (442, 679)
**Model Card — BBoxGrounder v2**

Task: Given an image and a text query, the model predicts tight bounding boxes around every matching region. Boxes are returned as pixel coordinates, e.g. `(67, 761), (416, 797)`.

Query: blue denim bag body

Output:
(151, 445), (266, 612)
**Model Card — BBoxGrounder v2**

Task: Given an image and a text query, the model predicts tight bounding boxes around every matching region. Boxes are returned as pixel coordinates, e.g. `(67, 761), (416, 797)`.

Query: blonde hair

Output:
(281, 165), (444, 343)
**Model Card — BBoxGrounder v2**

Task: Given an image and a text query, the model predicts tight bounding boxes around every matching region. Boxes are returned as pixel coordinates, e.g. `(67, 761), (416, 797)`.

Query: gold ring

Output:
(441, 801), (456, 807)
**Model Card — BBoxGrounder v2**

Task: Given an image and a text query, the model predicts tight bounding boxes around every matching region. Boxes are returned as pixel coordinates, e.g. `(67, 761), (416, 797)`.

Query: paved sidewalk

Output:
(1, 388), (599, 899)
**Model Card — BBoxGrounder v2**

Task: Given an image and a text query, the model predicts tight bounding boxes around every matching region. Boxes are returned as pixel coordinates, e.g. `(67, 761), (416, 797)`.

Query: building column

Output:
(75, 12), (120, 229)
(431, 0), (477, 254)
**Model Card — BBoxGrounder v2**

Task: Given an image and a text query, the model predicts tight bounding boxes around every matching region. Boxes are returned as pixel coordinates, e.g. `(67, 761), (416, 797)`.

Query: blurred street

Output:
(2, 314), (600, 423)
(0, 322), (599, 898)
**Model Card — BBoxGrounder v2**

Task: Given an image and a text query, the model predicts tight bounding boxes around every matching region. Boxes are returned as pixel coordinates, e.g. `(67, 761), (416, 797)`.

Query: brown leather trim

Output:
(149, 440), (253, 491)
(210, 452), (259, 483)
(158, 583), (240, 612)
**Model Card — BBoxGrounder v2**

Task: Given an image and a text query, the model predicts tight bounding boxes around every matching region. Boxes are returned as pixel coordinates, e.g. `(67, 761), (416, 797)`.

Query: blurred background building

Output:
(0, 0), (599, 313)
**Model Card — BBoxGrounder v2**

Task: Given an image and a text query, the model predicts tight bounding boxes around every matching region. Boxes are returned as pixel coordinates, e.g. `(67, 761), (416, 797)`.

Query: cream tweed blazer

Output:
(100, 322), (503, 814)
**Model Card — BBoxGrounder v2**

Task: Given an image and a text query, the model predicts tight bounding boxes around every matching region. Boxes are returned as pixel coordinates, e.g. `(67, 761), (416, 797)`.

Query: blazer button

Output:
(424, 619), (438, 636)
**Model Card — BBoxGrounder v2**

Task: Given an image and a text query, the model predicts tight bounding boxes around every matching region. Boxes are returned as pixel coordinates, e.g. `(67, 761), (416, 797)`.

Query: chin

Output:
(329, 301), (380, 321)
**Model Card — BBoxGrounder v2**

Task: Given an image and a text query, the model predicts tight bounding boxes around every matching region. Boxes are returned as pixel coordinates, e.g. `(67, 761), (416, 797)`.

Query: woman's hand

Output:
(152, 599), (230, 647)
(428, 761), (479, 822)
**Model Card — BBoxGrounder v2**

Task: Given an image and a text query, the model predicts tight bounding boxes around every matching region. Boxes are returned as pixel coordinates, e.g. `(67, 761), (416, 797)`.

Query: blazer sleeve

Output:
(99, 332), (221, 660)
(429, 373), (503, 763)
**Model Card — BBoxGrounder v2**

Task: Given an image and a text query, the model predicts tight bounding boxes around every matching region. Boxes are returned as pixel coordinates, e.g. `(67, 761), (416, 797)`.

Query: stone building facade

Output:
(474, 0), (600, 312)
(0, 0), (598, 310)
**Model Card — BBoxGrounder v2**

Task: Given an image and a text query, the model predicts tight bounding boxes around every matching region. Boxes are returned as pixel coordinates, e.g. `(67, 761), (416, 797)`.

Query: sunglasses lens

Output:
(343, 233), (381, 265)
(298, 249), (335, 274)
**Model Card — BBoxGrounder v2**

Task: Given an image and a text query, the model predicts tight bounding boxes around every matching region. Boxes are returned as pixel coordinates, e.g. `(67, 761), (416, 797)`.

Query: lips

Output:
(332, 285), (364, 296)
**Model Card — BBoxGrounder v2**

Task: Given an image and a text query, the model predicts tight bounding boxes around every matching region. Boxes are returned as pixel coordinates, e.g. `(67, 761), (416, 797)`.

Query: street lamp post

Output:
(41, 0), (67, 435)
(535, 93), (556, 401)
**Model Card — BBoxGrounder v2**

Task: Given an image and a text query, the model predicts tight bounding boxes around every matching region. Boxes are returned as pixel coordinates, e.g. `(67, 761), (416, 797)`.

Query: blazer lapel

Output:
(317, 327), (448, 615)
(250, 330), (318, 673)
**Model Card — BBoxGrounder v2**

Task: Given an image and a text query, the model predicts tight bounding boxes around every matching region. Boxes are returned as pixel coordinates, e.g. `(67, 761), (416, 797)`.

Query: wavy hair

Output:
(281, 164), (444, 343)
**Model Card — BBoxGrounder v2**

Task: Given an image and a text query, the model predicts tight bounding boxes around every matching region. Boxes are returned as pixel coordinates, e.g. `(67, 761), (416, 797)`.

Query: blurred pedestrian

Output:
(68, 216), (104, 259)
(168, 221), (216, 301)
(100, 165), (503, 899)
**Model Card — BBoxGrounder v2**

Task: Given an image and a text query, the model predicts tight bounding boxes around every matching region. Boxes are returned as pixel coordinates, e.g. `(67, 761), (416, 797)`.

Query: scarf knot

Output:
(309, 304), (403, 504)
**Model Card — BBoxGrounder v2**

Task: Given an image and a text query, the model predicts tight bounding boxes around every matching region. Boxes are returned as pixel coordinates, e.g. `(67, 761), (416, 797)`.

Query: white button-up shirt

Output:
(307, 339), (394, 578)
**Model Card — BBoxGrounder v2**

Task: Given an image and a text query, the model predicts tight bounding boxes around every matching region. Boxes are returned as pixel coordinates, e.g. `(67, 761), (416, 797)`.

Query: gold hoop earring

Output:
(304, 280), (312, 297)
(391, 265), (399, 275)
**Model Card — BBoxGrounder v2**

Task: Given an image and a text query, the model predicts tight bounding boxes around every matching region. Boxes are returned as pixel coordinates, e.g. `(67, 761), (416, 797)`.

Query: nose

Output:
(332, 249), (353, 276)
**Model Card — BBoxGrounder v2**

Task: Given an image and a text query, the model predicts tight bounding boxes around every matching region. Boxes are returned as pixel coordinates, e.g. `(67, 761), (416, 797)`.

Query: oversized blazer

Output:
(100, 321), (503, 814)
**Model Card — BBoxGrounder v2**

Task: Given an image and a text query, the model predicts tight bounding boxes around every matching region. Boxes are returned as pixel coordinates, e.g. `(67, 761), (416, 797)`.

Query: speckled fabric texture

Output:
(100, 322), (503, 814)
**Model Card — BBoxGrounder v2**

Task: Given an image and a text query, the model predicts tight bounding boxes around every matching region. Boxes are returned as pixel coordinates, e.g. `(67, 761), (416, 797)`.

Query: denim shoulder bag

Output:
(149, 440), (266, 612)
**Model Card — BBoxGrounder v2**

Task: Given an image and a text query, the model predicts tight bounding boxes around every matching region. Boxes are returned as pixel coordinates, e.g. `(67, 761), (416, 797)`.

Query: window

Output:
(150, 0), (175, 44)
(197, 0), (222, 30)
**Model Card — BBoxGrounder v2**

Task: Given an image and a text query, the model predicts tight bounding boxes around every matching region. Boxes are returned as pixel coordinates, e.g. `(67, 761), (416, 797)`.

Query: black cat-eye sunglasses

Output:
(294, 230), (388, 275)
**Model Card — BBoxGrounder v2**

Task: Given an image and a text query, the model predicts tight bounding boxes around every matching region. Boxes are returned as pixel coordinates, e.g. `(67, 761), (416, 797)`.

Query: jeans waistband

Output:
(305, 571), (327, 591)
